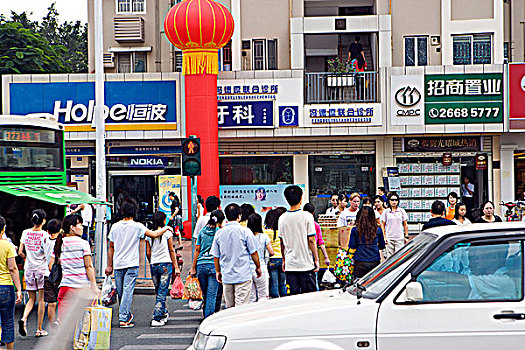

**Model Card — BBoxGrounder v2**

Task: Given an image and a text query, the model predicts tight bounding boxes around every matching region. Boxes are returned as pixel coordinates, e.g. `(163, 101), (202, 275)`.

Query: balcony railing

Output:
(305, 72), (378, 104)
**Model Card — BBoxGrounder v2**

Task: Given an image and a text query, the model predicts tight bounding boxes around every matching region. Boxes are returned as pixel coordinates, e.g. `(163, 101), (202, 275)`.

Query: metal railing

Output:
(305, 71), (378, 104)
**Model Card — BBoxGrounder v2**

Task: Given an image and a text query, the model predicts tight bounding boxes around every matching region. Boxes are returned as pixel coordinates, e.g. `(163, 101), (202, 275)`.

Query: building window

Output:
(220, 157), (293, 185)
(117, 52), (147, 73)
(220, 41), (232, 71)
(175, 50), (183, 72)
(404, 36), (428, 66)
(453, 34), (492, 65)
(253, 40), (265, 70)
(267, 39), (277, 70)
(117, 0), (145, 13)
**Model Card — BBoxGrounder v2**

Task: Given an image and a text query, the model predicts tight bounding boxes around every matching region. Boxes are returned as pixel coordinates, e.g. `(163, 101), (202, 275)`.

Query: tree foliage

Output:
(0, 3), (87, 74)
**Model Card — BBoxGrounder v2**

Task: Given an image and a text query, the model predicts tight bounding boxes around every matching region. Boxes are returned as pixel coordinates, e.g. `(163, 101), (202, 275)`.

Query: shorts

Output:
(24, 269), (45, 291)
(43, 277), (60, 303)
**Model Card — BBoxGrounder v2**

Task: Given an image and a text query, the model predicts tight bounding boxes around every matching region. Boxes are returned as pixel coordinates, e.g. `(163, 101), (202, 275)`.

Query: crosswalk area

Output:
(115, 299), (202, 350)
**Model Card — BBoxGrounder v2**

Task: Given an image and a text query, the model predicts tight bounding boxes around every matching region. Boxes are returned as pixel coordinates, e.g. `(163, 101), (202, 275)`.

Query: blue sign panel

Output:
(9, 81), (177, 126)
(108, 146), (181, 155)
(278, 106), (299, 127)
(217, 101), (273, 128)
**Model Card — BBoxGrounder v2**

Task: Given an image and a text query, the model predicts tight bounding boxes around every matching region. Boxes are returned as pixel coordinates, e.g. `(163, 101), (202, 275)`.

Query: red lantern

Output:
(164, 0), (234, 75)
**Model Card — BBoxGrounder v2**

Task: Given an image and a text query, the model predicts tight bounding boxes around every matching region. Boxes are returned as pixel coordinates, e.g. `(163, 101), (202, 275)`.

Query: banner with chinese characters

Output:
(8, 81), (178, 132)
(220, 184), (305, 219)
(218, 101), (274, 127)
(424, 73), (503, 124)
(304, 103), (382, 127)
(158, 175), (181, 217)
(217, 79), (303, 128)
(403, 136), (481, 152)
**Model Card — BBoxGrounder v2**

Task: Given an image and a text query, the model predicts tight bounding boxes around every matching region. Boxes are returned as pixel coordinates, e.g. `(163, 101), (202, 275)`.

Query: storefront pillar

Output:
(501, 144), (518, 203)
(293, 155), (308, 201)
(376, 138), (394, 191)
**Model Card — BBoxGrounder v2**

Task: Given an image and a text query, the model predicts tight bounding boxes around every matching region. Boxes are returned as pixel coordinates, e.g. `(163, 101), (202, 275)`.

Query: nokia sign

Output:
(128, 157), (168, 168)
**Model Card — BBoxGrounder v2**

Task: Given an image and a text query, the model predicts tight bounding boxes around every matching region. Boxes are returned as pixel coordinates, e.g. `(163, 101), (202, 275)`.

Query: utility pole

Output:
(94, 0), (107, 278)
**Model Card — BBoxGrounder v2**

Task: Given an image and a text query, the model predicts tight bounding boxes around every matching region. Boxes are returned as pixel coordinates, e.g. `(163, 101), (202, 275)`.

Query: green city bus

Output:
(0, 114), (101, 242)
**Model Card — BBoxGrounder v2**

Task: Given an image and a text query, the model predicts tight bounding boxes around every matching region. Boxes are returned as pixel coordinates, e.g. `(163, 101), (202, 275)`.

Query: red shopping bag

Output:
(170, 276), (184, 299)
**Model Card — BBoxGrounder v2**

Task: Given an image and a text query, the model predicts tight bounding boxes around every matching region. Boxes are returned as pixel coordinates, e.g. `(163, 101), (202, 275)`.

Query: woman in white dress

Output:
(452, 202), (472, 225)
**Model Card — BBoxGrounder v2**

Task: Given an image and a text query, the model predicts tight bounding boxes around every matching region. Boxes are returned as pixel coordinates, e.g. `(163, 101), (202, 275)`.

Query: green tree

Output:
(1, 2), (87, 74)
(0, 21), (68, 74)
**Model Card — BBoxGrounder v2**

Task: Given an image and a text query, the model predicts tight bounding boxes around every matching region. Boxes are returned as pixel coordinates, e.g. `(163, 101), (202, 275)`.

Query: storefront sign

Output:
(218, 101), (274, 127)
(66, 147), (95, 156)
(425, 73), (503, 124)
(220, 184), (305, 219)
(217, 84), (279, 100)
(158, 175), (181, 217)
(476, 153), (488, 170)
(108, 145), (181, 155)
(8, 81), (178, 131)
(509, 63), (525, 130)
(442, 153), (452, 166)
(278, 106), (299, 127)
(391, 75), (425, 125)
(304, 103), (382, 127)
(404, 137), (481, 152)
(128, 156), (169, 168)
(386, 167), (401, 191)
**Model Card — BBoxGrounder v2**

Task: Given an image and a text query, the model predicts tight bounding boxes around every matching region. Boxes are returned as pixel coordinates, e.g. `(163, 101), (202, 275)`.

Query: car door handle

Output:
(493, 313), (525, 320)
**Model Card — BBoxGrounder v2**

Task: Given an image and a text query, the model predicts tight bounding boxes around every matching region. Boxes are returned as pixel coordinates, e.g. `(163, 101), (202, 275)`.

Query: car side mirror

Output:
(404, 281), (423, 302)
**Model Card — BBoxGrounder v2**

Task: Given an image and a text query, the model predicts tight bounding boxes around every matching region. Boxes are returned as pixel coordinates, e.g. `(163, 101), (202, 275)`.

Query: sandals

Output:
(18, 320), (27, 337)
(35, 329), (48, 337)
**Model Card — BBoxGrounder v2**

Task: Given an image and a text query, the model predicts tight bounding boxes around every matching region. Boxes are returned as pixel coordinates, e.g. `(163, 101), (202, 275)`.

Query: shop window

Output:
(116, 0), (145, 13)
(453, 34), (492, 65)
(309, 155), (375, 213)
(220, 157), (293, 185)
(405, 36), (428, 66)
(117, 52), (147, 73)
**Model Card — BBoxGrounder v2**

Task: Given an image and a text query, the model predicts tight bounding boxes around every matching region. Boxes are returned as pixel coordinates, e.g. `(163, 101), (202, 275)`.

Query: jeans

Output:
(286, 270), (316, 295)
(353, 260), (380, 279)
(0, 285), (15, 344)
(150, 263), (172, 321)
(196, 263), (222, 318)
(114, 267), (138, 322)
(268, 258), (287, 297)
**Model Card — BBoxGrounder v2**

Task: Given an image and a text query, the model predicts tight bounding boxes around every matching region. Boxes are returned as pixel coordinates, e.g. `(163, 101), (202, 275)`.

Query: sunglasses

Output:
(389, 198), (399, 201)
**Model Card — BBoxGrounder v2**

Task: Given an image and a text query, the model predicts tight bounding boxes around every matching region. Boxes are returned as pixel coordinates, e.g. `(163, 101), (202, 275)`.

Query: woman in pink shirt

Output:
(303, 203), (330, 267)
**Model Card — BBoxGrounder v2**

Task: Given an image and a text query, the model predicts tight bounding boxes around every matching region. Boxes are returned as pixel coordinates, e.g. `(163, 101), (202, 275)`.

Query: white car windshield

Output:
(349, 233), (438, 298)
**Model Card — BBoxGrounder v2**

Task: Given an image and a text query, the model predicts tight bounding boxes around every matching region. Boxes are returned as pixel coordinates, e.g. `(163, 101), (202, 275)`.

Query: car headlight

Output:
(193, 331), (227, 350)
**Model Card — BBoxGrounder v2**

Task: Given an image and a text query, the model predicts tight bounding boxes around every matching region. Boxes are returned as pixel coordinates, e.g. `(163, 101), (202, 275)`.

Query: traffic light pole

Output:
(190, 175), (197, 261)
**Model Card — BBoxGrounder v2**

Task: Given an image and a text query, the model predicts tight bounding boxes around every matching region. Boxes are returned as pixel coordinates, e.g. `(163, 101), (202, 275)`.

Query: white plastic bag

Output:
(101, 276), (117, 306)
(322, 269), (336, 284)
(188, 299), (203, 310)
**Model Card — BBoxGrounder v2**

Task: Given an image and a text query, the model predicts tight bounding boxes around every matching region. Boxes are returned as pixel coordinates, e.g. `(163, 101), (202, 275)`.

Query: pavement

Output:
(13, 239), (200, 350)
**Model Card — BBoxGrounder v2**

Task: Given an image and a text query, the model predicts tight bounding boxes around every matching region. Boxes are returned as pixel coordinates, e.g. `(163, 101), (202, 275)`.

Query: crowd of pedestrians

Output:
(0, 181), (508, 348)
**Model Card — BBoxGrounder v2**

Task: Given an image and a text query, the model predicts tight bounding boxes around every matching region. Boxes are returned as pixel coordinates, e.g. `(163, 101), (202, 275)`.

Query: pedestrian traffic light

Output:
(181, 138), (201, 176)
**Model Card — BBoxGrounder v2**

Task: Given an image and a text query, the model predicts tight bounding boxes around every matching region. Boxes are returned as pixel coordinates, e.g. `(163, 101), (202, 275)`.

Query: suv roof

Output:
(423, 222), (525, 238)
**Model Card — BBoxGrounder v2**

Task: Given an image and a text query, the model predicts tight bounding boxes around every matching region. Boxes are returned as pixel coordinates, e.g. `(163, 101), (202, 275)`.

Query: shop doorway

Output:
(110, 170), (162, 225)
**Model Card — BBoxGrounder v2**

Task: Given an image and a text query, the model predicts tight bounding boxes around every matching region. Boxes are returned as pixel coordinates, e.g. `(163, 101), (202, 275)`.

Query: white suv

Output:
(189, 222), (525, 350)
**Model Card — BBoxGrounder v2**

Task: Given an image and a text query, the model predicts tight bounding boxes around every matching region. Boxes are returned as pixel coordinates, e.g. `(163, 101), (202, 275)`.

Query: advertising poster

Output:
(509, 63), (525, 130)
(391, 75), (425, 125)
(220, 184), (306, 219)
(158, 175), (181, 216)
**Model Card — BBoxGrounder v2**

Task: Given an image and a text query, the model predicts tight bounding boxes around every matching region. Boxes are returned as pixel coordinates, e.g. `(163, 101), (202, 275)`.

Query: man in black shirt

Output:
(422, 201), (456, 231)
(348, 36), (365, 62)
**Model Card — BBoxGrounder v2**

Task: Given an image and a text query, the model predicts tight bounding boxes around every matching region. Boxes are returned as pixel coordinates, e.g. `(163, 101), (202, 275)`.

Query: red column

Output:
(182, 74), (219, 237)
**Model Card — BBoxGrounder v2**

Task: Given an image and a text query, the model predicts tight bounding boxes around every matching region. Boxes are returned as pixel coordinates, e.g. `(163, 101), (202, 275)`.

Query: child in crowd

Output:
(247, 213), (274, 302)
(41, 219), (62, 326)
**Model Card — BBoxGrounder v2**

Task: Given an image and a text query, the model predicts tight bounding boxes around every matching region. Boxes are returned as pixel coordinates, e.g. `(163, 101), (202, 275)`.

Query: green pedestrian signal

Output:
(181, 138), (201, 176)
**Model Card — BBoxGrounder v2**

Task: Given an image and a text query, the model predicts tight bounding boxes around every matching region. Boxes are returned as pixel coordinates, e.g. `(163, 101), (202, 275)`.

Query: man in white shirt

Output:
(105, 202), (171, 328)
(193, 196), (221, 237)
(337, 193), (361, 227)
(461, 176), (475, 218)
(69, 203), (93, 241)
(279, 185), (319, 295)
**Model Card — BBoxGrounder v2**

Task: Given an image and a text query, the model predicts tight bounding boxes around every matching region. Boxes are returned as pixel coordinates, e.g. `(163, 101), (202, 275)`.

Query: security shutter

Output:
(219, 140), (375, 154)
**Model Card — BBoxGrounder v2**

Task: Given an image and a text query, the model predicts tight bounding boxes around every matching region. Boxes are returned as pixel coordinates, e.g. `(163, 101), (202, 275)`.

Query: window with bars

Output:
(116, 0), (145, 13)
(253, 39), (265, 70)
(220, 41), (232, 71)
(453, 34), (492, 65)
(117, 52), (147, 73)
(404, 36), (428, 66)
(267, 39), (277, 70)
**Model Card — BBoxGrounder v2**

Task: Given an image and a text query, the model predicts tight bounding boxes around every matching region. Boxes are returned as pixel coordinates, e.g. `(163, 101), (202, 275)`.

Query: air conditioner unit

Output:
(431, 36), (440, 46)
(242, 49), (252, 70)
(103, 52), (115, 68)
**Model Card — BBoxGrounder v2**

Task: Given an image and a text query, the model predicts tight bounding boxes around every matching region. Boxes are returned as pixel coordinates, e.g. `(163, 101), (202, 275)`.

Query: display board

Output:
(396, 162), (461, 225)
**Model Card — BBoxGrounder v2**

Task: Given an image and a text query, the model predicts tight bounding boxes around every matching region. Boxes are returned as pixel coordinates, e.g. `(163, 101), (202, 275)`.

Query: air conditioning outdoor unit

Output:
(242, 49), (252, 70)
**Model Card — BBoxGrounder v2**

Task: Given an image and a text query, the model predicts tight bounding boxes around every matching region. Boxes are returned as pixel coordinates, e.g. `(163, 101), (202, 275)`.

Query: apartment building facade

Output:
(25, 0), (516, 229)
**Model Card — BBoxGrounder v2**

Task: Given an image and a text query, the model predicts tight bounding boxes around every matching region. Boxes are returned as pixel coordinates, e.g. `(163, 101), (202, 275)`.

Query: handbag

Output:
(74, 299), (112, 350)
(333, 226), (355, 282)
(49, 236), (62, 284)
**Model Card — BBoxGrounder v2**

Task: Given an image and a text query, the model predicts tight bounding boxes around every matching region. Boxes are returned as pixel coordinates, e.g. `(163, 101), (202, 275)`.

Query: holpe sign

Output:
(8, 81), (177, 131)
